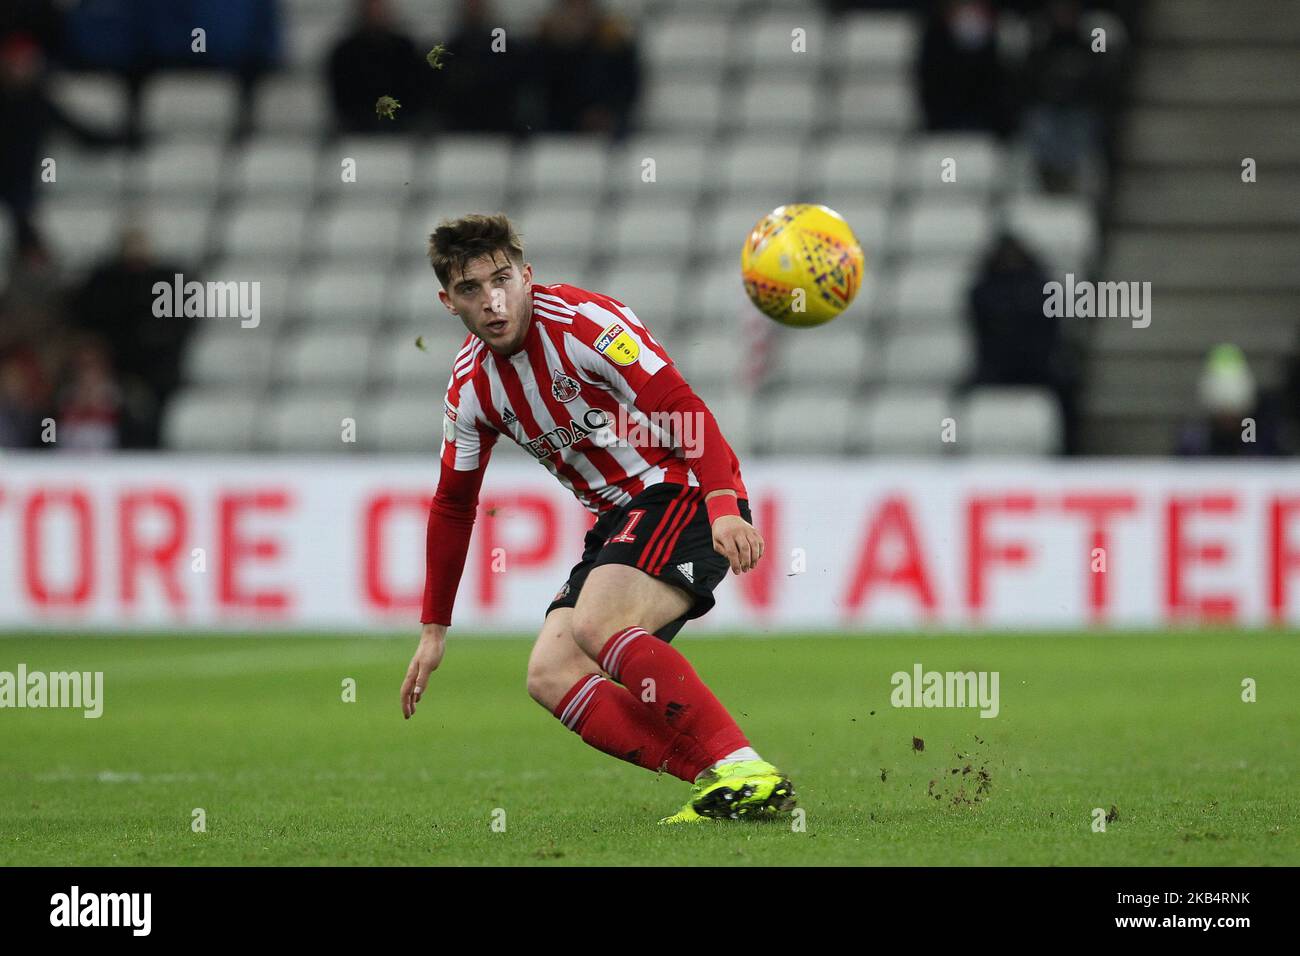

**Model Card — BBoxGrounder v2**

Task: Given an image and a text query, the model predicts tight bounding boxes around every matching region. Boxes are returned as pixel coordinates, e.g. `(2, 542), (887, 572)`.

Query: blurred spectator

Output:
(327, 0), (426, 133)
(536, 0), (641, 137)
(0, 350), (48, 448)
(0, 228), (66, 355)
(1021, 0), (1118, 192)
(0, 31), (135, 247)
(432, 0), (529, 134)
(1285, 335), (1300, 452)
(1175, 345), (1284, 457)
(917, 0), (1011, 136)
(63, 0), (283, 141)
(0, 0), (64, 60)
(68, 227), (192, 447)
(966, 233), (1080, 452)
(52, 337), (128, 452)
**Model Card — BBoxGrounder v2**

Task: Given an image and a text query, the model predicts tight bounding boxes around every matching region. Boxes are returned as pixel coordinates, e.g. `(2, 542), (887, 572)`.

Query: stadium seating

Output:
(128, 4), (1099, 457)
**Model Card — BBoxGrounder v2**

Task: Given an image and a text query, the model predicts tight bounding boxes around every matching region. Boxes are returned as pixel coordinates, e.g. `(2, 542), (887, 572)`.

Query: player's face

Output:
(439, 253), (532, 354)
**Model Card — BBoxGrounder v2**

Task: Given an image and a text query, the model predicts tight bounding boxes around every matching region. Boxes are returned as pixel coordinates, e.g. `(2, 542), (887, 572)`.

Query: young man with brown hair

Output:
(398, 213), (795, 823)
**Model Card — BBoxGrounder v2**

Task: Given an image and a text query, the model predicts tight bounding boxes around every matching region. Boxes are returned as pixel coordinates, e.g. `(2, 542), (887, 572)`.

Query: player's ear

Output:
(437, 288), (455, 313)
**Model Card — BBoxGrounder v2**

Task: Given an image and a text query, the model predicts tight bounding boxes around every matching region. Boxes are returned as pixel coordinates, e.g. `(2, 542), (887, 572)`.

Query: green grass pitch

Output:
(1, 631), (1296, 866)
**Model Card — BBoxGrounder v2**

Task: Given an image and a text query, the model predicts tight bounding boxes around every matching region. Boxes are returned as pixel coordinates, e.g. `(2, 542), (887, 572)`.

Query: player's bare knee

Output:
(569, 606), (616, 659)
(525, 659), (567, 710)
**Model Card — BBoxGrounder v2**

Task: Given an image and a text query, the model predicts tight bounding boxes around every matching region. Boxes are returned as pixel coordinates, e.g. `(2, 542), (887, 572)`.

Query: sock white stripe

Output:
(559, 675), (603, 727)
(604, 627), (647, 678)
(564, 681), (603, 729)
(600, 629), (639, 678)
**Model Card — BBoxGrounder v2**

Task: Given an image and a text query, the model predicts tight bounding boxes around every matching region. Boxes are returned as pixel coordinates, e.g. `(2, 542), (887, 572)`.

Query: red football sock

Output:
(597, 627), (750, 760)
(553, 674), (715, 783)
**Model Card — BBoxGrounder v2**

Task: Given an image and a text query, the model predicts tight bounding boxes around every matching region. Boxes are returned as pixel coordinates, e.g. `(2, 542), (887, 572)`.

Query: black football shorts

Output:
(545, 482), (752, 642)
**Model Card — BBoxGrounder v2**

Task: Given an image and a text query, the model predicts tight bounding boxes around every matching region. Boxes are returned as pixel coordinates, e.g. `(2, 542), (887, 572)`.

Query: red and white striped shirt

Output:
(441, 283), (740, 515)
(422, 282), (747, 625)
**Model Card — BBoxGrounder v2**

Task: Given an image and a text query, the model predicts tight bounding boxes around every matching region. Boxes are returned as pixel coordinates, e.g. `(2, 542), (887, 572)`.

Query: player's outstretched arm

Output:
(401, 622), (447, 719)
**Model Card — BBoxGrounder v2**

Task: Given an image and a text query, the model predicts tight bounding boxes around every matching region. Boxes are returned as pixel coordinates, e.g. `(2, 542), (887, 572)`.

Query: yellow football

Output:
(741, 203), (865, 327)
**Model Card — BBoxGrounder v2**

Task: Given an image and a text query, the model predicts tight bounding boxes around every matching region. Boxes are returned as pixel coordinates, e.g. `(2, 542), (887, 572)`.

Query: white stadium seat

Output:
(370, 324), (469, 387)
(202, 259), (295, 332)
(837, 12), (920, 70)
(730, 12), (830, 72)
(1003, 196), (1099, 276)
(311, 202), (405, 262)
(361, 393), (441, 453)
(606, 202), (697, 261)
(254, 75), (329, 132)
(773, 328), (875, 387)
(897, 200), (996, 258)
(133, 200), (215, 264)
(715, 138), (806, 197)
(41, 145), (131, 198)
(758, 391), (854, 454)
(689, 266), (763, 326)
(884, 262), (975, 327)
(48, 75), (129, 128)
(609, 137), (711, 198)
(881, 330), (974, 385)
(679, 334), (748, 391)
(135, 139), (225, 199)
(516, 136), (612, 196)
(227, 137), (319, 196)
(960, 386), (1063, 455)
(642, 79), (725, 133)
(387, 266), (444, 325)
(592, 265), (681, 330)
(298, 266), (388, 327)
(418, 135), (515, 195)
(219, 203), (309, 261)
(905, 135), (1003, 194)
(833, 78), (918, 133)
(258, 391), (364, 452)
(161, 390), (261, 451)
(319, 138), (416, 193)
(645, 16), (734, 74)
(142, 76), (237, 135)
(183, 329), (277, 388)
(277, 330), (373, 387)
(36, 200), (120, 272)
(514, 200), (602, 259)
(737, 77), (821, 134)
(853, 388), (954, 455)
(813, 137), (902, 196)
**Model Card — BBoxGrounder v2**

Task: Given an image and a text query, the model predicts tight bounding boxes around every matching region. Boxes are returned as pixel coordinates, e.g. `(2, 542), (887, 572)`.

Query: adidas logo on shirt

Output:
(501, 406), (517, 424)
(676, 562), (694, 584)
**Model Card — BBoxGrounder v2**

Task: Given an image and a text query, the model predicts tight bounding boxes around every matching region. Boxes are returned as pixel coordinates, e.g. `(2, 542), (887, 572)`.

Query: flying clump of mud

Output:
(925, 735), (994, 807)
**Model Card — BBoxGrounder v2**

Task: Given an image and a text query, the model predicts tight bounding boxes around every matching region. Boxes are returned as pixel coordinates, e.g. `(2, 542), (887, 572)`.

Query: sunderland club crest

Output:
(551, 371), (580, 403)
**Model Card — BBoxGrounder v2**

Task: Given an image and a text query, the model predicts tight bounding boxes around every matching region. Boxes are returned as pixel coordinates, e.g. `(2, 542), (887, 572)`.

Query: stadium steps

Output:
(1079, 0), (1300, 454)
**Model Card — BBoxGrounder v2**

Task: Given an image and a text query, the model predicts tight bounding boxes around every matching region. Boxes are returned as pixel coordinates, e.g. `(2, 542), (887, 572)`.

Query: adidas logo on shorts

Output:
(676, 562), (694, 584)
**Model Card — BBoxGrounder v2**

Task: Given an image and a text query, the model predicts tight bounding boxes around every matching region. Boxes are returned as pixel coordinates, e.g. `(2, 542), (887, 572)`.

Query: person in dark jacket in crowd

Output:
(327, 0), (426, 132)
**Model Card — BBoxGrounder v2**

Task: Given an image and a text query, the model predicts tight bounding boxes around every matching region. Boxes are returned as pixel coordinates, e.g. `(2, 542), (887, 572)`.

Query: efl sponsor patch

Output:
(443, 401), (458, 422)
(594, 322), (640, 366)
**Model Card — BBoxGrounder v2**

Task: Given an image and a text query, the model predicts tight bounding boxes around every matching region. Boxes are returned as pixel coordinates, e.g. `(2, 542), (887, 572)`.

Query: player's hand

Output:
(401, 623), (446, 720)
(711, 513), (764, 574)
